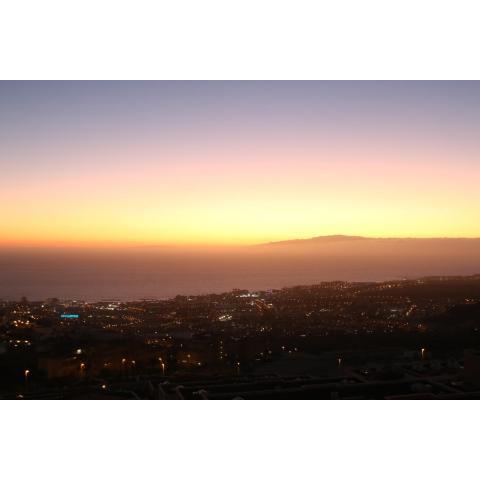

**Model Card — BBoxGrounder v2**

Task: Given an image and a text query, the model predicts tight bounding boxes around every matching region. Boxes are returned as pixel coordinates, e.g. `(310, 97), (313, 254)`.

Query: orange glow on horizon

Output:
(2, 81), (480, 249)
(2, 144), (480, 248)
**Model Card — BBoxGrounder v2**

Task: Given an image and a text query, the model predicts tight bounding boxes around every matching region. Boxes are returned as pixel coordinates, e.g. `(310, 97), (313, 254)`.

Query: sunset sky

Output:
(1, 81), (479, 247)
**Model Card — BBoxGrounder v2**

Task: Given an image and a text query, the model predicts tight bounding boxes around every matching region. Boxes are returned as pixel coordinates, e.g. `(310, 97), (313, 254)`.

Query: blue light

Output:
(60, 314), (79, 319)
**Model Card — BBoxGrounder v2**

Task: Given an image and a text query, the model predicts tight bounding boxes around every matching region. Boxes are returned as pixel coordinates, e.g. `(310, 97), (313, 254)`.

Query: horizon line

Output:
(2, 233), (480, 249)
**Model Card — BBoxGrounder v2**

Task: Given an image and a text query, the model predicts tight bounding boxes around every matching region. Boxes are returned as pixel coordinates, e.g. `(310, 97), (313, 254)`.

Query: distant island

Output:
(257, 234), (480, 247)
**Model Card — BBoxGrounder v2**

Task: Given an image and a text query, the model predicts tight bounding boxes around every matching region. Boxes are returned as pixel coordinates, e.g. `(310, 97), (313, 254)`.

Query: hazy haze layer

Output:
(1, 237), (479, 301)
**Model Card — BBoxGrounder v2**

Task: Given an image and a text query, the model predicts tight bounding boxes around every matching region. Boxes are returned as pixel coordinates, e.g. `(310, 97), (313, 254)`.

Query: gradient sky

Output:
(1, 81), (479, 246)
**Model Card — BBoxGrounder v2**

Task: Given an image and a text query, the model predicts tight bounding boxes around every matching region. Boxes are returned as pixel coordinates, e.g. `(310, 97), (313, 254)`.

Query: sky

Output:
(1, 81), (480, 247)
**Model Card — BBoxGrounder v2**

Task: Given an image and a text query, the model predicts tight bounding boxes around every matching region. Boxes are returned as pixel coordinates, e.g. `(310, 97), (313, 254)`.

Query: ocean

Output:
(1, 244), (479, 301)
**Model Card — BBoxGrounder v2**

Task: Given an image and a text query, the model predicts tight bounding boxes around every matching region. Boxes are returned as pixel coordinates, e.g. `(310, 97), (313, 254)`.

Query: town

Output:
(1, 275), (480, 399)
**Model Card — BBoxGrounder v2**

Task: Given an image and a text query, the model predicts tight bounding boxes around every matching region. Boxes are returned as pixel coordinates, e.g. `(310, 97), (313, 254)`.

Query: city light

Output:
(0, 222), (479, 402)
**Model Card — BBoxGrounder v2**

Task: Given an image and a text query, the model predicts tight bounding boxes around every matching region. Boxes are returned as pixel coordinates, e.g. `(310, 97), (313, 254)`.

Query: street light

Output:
(24, 369), (30, 389)
(158, 358), (165, 375)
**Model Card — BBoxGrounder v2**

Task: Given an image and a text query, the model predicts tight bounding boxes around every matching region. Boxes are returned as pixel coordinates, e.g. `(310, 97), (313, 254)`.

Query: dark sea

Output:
(1, 243), (479, 301)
